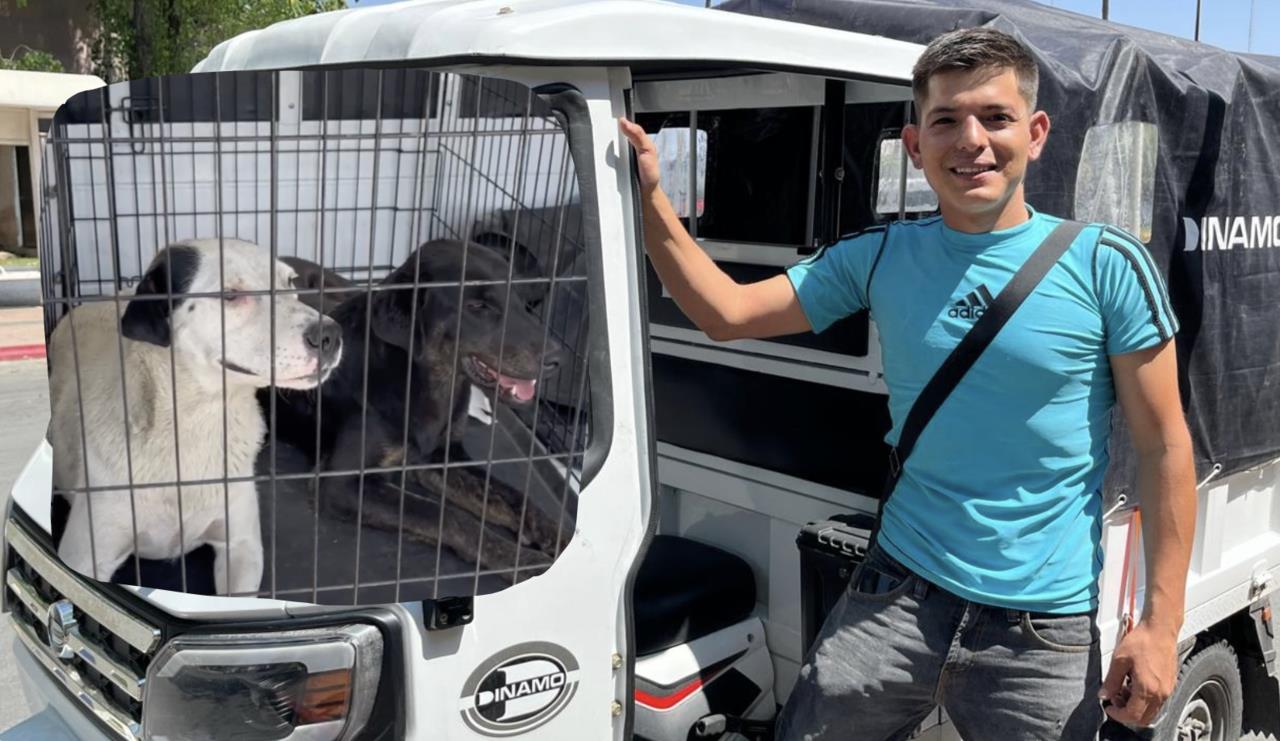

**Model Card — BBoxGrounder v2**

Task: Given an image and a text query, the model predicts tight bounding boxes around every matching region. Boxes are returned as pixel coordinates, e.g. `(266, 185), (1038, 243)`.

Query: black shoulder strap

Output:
(872, 220), (1087, 537)
(864, 223), (893, 302)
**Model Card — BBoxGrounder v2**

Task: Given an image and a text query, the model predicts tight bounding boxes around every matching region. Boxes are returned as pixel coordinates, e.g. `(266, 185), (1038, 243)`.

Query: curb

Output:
(0, 344), (46, 363)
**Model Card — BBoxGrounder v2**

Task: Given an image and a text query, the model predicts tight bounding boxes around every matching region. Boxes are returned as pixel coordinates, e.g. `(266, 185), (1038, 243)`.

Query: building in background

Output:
(0, 70), (105, 257)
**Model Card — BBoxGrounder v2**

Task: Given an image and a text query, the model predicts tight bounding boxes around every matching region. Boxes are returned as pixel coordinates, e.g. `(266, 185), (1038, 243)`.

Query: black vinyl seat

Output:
(633, 535), (757, 656)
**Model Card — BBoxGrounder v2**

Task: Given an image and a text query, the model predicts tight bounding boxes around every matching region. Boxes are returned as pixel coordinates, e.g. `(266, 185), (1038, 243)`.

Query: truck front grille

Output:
(3, 517), (161, 740)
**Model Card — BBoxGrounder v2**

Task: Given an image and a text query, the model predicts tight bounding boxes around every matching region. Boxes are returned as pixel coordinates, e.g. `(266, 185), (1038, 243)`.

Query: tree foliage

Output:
(0, 47), (66, 73)
(90, 0), (346, 82)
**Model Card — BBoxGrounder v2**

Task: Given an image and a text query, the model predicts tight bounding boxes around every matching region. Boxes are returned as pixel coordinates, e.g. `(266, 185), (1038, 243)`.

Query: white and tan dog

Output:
(49, 239), (342, 596)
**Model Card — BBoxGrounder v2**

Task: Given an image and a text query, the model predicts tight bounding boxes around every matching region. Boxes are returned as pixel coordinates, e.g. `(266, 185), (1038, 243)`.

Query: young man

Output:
(620, 27), (1195, 741)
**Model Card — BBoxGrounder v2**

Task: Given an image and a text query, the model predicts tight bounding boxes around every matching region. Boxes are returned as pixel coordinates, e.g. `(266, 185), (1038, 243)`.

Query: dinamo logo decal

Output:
(1184, 215), (1280, 252)
(459, 642), (580, 736)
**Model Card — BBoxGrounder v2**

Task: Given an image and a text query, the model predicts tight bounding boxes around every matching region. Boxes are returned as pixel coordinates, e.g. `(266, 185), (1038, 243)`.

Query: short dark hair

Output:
(911, 27), (1039, 111)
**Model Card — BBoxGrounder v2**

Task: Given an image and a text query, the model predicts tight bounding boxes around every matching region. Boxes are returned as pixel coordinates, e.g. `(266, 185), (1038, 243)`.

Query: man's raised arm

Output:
(619, 118), (811, 341)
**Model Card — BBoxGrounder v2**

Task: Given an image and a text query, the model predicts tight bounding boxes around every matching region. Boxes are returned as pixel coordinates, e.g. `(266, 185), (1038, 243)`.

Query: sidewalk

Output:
(0, 306), (46, 362)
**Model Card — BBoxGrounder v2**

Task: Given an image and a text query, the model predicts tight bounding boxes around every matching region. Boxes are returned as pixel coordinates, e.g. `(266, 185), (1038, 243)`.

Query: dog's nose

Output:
(305, 320), (342, 359)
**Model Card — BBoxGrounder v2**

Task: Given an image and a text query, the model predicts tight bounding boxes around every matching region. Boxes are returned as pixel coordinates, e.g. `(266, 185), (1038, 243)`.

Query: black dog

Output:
(276, 240), (568, 579)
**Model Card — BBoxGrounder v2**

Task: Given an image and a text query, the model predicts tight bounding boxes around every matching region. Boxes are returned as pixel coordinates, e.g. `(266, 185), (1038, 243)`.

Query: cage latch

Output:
(118, 95), (159, 154)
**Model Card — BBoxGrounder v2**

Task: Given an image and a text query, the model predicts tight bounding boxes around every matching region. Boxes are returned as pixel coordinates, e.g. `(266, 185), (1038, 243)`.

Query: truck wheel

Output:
(1153, 641), (1242, 741)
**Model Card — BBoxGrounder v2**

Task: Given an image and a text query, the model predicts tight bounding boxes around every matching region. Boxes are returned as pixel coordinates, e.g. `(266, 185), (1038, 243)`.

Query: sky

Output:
(347, 0), (1279, 56)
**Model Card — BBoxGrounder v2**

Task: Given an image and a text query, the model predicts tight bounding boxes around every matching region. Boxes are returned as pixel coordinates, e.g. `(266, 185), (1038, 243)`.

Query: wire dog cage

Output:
(38, 67), (598, 606)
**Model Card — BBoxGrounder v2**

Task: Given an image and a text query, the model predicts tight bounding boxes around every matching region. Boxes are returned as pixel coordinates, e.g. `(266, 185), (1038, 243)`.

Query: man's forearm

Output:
(639, 186), (743, 340)
(1137, 442), (1198, 636)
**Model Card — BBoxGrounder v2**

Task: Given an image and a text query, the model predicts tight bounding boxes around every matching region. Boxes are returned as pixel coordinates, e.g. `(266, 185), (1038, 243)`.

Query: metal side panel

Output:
(7, 441), (52, 537)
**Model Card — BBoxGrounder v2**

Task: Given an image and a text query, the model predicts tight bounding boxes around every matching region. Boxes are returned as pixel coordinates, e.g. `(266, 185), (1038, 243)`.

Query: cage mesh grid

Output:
(40, 68), (593, 605)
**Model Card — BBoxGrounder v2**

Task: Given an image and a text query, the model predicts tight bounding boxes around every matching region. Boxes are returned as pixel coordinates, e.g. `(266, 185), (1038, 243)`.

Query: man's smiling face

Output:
(903, 66), (1050, 233)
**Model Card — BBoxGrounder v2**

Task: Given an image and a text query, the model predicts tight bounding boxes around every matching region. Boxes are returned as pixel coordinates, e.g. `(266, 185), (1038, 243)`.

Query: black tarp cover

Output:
(720, 0), (1280, 501)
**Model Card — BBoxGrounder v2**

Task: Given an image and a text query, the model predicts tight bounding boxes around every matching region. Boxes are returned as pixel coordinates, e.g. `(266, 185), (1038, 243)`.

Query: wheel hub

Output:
(1175, 679), (1229, 741)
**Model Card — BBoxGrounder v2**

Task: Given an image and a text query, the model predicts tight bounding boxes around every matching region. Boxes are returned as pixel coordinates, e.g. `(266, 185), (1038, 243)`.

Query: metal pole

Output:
(1101, 0), (1108, 20)
(1194, 0), (1202, 41)
(1248, 0), (1257, 52)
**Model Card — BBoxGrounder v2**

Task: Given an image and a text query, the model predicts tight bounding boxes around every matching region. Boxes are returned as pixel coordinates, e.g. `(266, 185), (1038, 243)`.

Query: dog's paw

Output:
(518, 508), (567, 556)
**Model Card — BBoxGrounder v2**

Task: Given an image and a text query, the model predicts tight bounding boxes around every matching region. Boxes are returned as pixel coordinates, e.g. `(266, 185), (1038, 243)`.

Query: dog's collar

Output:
(219, 359), (258, 377)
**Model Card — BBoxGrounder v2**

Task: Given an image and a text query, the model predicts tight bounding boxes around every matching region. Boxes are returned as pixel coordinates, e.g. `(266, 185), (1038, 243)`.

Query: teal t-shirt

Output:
(786, 207), (1178, 614)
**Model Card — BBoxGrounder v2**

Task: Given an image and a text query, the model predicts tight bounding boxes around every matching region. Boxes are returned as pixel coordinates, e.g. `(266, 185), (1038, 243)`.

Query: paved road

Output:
(0, 272), (39, 308)
(0, 359), (48, 732)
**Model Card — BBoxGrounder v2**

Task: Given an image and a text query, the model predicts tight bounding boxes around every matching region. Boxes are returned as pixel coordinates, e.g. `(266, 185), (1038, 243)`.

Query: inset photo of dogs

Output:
(38, 69), (595, 606)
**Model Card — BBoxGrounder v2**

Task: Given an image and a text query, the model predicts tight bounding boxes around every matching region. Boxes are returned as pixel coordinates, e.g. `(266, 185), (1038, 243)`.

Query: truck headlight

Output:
(142, 624), (383, 741)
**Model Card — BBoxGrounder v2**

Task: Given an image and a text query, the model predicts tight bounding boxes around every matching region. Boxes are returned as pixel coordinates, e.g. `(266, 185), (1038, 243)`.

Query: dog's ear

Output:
(280, 256), (353, 291)
(370, 284), (413, 349)
(289, 262), (322, 290)
(121, 246), (201, 347)
(370, 247), (440, 352)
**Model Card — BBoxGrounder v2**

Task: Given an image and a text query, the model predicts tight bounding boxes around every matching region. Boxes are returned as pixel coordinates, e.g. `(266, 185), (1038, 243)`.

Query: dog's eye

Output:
(224, 290), (251, 304)
(466, 299), (497, 314)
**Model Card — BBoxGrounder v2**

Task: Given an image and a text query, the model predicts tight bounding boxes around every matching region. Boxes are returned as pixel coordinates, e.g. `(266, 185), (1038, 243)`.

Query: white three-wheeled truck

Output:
(3, 1), (1280, 740)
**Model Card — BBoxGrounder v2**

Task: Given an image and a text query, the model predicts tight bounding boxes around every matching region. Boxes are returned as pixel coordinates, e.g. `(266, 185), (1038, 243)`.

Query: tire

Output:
(1152, 640), (1243, 741)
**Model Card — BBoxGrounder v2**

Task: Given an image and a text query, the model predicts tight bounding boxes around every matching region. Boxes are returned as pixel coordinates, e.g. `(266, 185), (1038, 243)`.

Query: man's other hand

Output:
(1099, 620), (1180, 727)
(619, 118), (661, 195)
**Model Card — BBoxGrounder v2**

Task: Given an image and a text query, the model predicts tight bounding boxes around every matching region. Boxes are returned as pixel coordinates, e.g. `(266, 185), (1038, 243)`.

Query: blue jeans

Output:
(777, 546), (1104, 740)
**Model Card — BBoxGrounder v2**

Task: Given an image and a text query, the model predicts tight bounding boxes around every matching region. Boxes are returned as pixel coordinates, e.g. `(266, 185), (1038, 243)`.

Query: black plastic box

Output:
(796, 512), (877, 651)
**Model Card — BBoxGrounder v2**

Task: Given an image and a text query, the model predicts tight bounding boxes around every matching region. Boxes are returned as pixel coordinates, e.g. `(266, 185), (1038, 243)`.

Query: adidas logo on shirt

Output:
(948, 284), (994, 320)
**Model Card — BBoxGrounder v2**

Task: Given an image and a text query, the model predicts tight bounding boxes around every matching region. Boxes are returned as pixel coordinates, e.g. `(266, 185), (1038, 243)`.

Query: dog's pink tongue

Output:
(499, 374), (537, 403)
